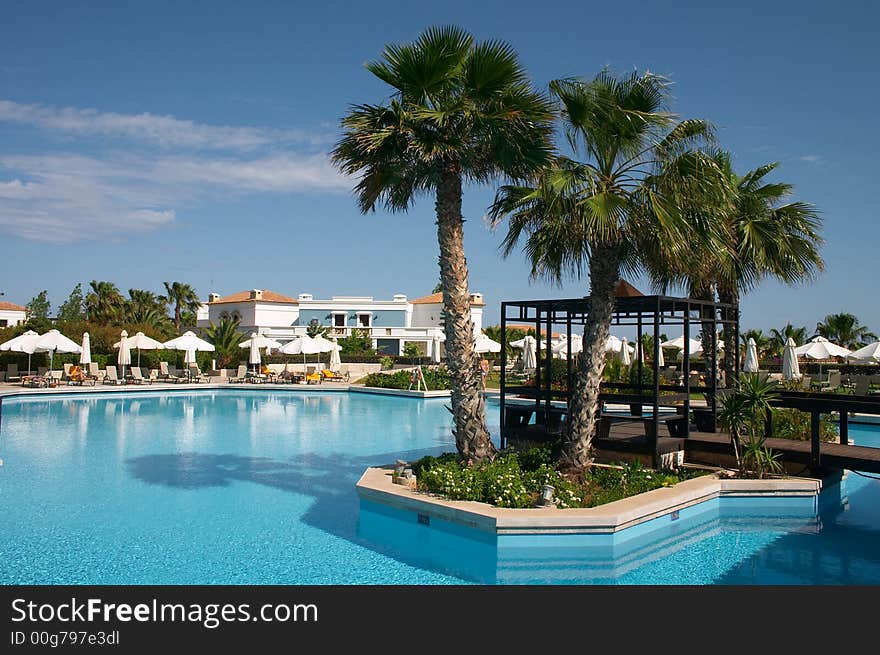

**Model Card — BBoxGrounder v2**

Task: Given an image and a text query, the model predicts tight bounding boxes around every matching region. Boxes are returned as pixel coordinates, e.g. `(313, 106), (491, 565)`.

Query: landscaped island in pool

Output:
(1, 389), (878, 584)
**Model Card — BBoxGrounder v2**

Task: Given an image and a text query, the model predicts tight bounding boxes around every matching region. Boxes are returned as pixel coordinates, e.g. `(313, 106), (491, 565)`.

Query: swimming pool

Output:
(1, 390), (878, 584)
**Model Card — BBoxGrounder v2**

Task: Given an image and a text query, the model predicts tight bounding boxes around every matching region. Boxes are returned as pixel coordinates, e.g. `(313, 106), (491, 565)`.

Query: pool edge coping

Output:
(356, 466), (821, 535)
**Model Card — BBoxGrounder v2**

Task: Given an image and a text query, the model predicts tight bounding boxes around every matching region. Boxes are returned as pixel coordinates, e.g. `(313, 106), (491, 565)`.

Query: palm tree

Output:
(654, 156), (823, 385)
(163, 282), (202, 333)
(204, 316), (245, 368)
(489, 70), (727, 470)
(815, 313), (876, 349)
(769, 323), (808, 358)
(332, 25), (555, 464)
(85, 281), (126, 324)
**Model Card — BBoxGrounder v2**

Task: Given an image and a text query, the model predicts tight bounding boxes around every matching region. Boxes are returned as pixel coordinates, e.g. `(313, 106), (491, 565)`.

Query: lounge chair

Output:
(85, 362), (102, 382)
(129, 367), (152, 385)
(305, 366), (322, 385)
(6, 363), (21, 383)
(229, 365), (249, 383)
(159, 361), (188, 383)
(321, 368), (349, 383)
(102, 365), (124, 385)
(816, 371), (842, 392)
(799, 375), (812, 391)
(187, 364), (210, 383)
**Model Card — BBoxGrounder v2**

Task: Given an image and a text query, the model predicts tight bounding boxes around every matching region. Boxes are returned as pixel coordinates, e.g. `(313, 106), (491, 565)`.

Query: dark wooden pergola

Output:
(499, 285), (738, 459)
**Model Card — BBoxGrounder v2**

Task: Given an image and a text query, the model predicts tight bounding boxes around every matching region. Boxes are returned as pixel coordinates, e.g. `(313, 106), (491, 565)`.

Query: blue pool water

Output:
(1, 390), (879, 585)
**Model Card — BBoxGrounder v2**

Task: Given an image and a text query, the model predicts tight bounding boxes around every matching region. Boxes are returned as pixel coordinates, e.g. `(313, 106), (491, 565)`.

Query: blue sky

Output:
(1, 0), (878, 337)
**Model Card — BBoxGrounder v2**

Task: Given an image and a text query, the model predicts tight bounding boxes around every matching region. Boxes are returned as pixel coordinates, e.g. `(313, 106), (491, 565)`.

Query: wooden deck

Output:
(593, 419), (880, 474)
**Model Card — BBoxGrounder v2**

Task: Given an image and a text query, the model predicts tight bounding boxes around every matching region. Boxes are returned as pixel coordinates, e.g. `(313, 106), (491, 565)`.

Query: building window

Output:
(333, 313), (346, 328)
(0, 319), (7, 327)
(232, 311), (241, 321)
(358, 313), (371, 328)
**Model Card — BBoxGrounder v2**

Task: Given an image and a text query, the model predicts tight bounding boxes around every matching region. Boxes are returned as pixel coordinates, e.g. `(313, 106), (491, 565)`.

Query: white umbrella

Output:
(330, 337), (342, 371)
(164, 331), (216, 379)
(662, 335), (705, 355)
(619, 336), (631, 366)
(795, 336), (850, 378)
(0, 330), (41, 375)
(654, 339), (665, 368)
(782, 337), (801, 380)
(553, 333), (583, 358)
(116, 331), (164, 368)
(743, 337), (759, 373)
(848, 341), (880, 363)
(794, 336), (851, 360)
(117, 330), (132, 380)
(79, 332), (92, 366)
(521, 335), (537, 371)
(34, 329), (82, 373)
(474, 332), (502, 354)
(239, 333), (282, 374)
(280, 335), (322, 371)
(431, 335), (442, 364)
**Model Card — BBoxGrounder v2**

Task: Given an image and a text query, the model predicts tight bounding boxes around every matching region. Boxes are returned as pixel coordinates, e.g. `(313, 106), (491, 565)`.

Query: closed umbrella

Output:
(0, 330), (41, 375)
(782, 337), (801, 380)
(431, 335), (442, 364)
(34, 329), (82, 373)
(553, 333), (583, 358)
(117, 330), (132, 380)
(330, 337), (342, 371)
(743, 337), (759, 373)
(619, 336), (631, 366)
(79, 332), (92, 367)
(521, 335), (537, 371)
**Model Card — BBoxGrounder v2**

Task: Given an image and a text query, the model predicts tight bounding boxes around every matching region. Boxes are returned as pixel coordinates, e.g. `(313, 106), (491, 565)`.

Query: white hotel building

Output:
(196, 289), (485, 356)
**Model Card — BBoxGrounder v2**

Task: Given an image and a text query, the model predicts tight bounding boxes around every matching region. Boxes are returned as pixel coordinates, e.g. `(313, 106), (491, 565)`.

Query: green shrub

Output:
(418, 461), (483, 501)
(482, 456), (532, 508)
(514, 443), (558, 472)
(411, 452), (458, 479)
(772, 408), (838, 442)
(379, 355), (394, 370)
(361, 367), (450, 391)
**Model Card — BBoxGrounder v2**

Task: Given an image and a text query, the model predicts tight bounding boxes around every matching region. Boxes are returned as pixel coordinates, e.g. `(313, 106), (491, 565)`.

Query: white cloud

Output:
(0, 99), (332, 150)
(798, 154), (822, 163)
(0, 152), (350, 243)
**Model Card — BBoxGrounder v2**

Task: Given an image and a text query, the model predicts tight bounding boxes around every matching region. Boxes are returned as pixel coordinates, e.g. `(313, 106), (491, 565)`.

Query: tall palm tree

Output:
(815, 313), (876, 349)
(85, 281), (126, 324)
(204, 316), (245, 369)
(769, 323), (808, 358)
(653, 156), (823, 384)
(489, 70), (728, 470)
(163, 282), (202, 333)
(332, 25), (555, 464)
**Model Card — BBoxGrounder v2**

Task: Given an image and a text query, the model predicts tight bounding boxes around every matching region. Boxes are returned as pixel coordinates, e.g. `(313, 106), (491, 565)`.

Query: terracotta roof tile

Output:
(209, 290), (298, 304)
(410, 292), (485, 306)
(0, 301), (26, 312)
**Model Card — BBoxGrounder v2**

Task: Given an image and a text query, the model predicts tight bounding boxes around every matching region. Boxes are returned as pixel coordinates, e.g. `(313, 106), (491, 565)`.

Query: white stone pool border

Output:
(356, 466), (821, 536)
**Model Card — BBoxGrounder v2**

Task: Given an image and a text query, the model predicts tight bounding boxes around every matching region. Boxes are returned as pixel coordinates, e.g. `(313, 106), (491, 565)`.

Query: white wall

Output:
(253, 303), (299, 330)
(0, 309), (26, 327)
(410, 302), (484, 333)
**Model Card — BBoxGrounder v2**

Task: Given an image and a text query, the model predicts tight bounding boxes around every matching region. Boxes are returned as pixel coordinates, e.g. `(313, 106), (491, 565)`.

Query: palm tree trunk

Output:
(563, 246), (620, 471)
(174, 303), (181, 333)
(718, 285), (739, 388)
(436, 160), (496, 465)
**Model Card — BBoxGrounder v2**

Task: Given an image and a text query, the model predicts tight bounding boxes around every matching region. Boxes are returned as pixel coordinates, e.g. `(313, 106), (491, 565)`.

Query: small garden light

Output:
(540, 484), (555, 506)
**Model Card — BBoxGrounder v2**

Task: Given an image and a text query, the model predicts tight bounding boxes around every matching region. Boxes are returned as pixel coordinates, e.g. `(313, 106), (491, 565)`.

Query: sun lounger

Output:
(229, 365), (249, 383)
(187, 364), (210, 383)
(321, 369), (349, 383)
(159, 361), (188, 383)
(129, 367), (152, 385)
(102, 365), (124, 385)
(6, 363), (21, 382)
